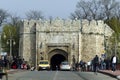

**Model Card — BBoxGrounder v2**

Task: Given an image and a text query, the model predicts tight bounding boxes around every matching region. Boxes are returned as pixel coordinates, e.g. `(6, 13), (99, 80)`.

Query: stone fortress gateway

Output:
(19, 18), (113, 68)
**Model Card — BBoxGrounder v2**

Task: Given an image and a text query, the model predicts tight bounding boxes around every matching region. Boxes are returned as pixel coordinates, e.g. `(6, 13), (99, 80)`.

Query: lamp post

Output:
(4, 29), (15, 59)
(7, 39), (15, 58)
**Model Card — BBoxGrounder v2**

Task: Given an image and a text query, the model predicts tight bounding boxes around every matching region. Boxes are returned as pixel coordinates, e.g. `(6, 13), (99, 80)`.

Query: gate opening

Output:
(50, 54), (66, 70)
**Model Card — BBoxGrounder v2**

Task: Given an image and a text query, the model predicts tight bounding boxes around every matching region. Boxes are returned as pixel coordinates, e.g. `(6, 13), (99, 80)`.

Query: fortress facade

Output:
(19, 18), (113, 67)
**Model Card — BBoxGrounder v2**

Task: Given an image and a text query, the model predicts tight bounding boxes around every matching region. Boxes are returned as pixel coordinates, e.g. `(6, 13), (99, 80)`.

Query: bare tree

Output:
(114, 4), (120, 19)
(25, 10), (44, 20)
(70, 0), (120, 20)
(0, 9), (9, 26)
(9, 15), (22, 27)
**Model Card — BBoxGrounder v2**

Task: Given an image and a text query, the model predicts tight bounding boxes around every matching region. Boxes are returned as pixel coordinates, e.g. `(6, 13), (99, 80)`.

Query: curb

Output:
(98, 71), (120, 80)
(117, 76), (120, 80)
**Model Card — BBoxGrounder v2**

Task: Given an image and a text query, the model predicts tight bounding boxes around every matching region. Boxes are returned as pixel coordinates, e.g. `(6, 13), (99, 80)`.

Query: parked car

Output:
(38, 60), (50, 71)
(60, 61), (71, 71)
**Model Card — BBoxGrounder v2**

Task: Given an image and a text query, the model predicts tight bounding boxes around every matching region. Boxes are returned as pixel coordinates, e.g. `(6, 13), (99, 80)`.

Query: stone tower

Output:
(19, 18), (113, 67)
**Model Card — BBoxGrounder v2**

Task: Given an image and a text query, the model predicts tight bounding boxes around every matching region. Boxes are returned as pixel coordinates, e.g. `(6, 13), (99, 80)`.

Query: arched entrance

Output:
(48, 49), (68, 70)
(51, 54), (65, 70)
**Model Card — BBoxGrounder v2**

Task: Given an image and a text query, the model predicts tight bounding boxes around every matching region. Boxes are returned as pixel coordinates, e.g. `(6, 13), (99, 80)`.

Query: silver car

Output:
(60, 61), (71, 71)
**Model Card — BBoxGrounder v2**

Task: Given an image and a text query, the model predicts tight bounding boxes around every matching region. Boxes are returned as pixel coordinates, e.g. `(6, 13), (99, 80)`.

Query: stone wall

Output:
(81, 34), (104, 61)
(19, 18), (113, 65)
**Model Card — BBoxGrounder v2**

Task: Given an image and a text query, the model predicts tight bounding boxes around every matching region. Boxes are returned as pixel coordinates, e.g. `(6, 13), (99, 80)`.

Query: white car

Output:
(60, 61), (71, 71)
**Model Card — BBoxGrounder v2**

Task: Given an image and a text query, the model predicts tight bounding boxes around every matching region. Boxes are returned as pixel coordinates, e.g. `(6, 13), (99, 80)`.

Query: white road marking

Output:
(53, 71), (58, 80)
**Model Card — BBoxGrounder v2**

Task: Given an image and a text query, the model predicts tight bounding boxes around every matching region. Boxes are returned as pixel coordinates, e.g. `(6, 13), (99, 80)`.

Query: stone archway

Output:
(50, 54), (65, 70)
(48, 49), (68, 70)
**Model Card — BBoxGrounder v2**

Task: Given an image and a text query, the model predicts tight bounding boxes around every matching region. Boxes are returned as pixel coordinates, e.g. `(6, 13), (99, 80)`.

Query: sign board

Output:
(101, 53), (106, 58)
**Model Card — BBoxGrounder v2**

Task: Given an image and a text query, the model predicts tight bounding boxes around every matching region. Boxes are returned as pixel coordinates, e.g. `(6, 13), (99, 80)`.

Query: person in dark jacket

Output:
(0, 56), (5, 80)
(93, 55), (99, 75)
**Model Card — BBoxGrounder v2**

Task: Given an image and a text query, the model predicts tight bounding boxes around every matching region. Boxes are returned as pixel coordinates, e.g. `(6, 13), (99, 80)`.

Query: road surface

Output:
(2, 70), (117, 80)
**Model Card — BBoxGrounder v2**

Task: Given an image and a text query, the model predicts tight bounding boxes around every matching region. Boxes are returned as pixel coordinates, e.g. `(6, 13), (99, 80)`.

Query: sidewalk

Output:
(99, 70), (120, 80)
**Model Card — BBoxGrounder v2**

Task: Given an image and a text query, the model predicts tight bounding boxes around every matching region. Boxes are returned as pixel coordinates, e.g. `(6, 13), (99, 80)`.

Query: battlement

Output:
(22, 18), (109, 35)
(20, 18), (113, 63)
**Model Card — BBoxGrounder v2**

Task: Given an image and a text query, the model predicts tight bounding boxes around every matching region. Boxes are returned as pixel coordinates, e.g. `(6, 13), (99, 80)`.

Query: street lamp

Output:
(7, 39), (15, 57)
(4, 29), (15, 59)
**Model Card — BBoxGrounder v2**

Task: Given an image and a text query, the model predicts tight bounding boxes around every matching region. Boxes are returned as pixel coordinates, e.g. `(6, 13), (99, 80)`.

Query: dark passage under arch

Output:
(50, 54), (66, 70)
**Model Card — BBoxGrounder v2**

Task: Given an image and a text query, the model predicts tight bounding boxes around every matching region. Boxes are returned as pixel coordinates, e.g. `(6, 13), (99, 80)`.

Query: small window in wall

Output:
(27, 22), (29, 25)
(40, 57), (44, 60)
(40, 52), (42, 54)
(32, 23), (36, 33)
(34, 23), (36, 27)
(33, 23), (36, 31)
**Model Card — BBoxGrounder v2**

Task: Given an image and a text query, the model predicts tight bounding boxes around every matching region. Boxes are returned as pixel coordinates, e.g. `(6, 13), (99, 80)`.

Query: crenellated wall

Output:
(19, 18), (113, 65)
(22, 19), (112, 35)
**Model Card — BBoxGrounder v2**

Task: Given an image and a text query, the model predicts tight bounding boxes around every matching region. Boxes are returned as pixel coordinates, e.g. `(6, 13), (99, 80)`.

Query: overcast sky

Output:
(0, 0), (79, 19)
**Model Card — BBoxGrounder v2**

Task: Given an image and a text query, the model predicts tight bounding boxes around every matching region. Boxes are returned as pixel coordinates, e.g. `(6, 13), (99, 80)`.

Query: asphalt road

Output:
(2, 70), (118, 80)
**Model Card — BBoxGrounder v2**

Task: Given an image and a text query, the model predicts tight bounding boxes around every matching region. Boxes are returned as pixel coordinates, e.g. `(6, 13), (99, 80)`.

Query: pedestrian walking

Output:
(87, 61), (91, 71)
(111, 54), (117, 72)
(0, 56), (5, 80)
(79, 60), (83, 71)
(72, 55), (76, 71)
(93, 55), (99, 75)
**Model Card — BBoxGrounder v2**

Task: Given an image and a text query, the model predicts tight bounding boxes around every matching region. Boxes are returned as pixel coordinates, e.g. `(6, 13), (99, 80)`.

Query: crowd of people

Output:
(0, 55), (30, 70)
(0, 55), (32, 80)
(73, 54), (118, 74)
(0, 54), (118, 72)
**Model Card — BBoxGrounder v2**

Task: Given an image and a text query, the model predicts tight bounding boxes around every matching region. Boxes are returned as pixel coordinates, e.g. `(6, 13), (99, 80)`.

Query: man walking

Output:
(72, 55), (76, 71)
(111, 54), (117, 72)
(93, 55), (99, 75)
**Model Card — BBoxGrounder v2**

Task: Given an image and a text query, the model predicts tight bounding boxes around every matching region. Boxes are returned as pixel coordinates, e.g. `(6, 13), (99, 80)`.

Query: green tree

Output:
(1, 25), (16, 56)
(105, 17), (120, 33)
(1, 15), (22, 57)
(105, 18), (120, 62)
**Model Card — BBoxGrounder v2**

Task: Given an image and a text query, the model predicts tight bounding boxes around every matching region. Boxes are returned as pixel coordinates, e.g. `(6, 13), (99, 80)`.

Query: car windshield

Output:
(39, 61), (48, 64)
(61, 62), (69, 65)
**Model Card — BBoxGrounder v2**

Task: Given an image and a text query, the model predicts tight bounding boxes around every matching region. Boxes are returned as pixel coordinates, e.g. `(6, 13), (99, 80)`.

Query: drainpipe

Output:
(115, 36), (117, 55)
(78, 18), (83, 61)
(78, 33), (79, 62)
